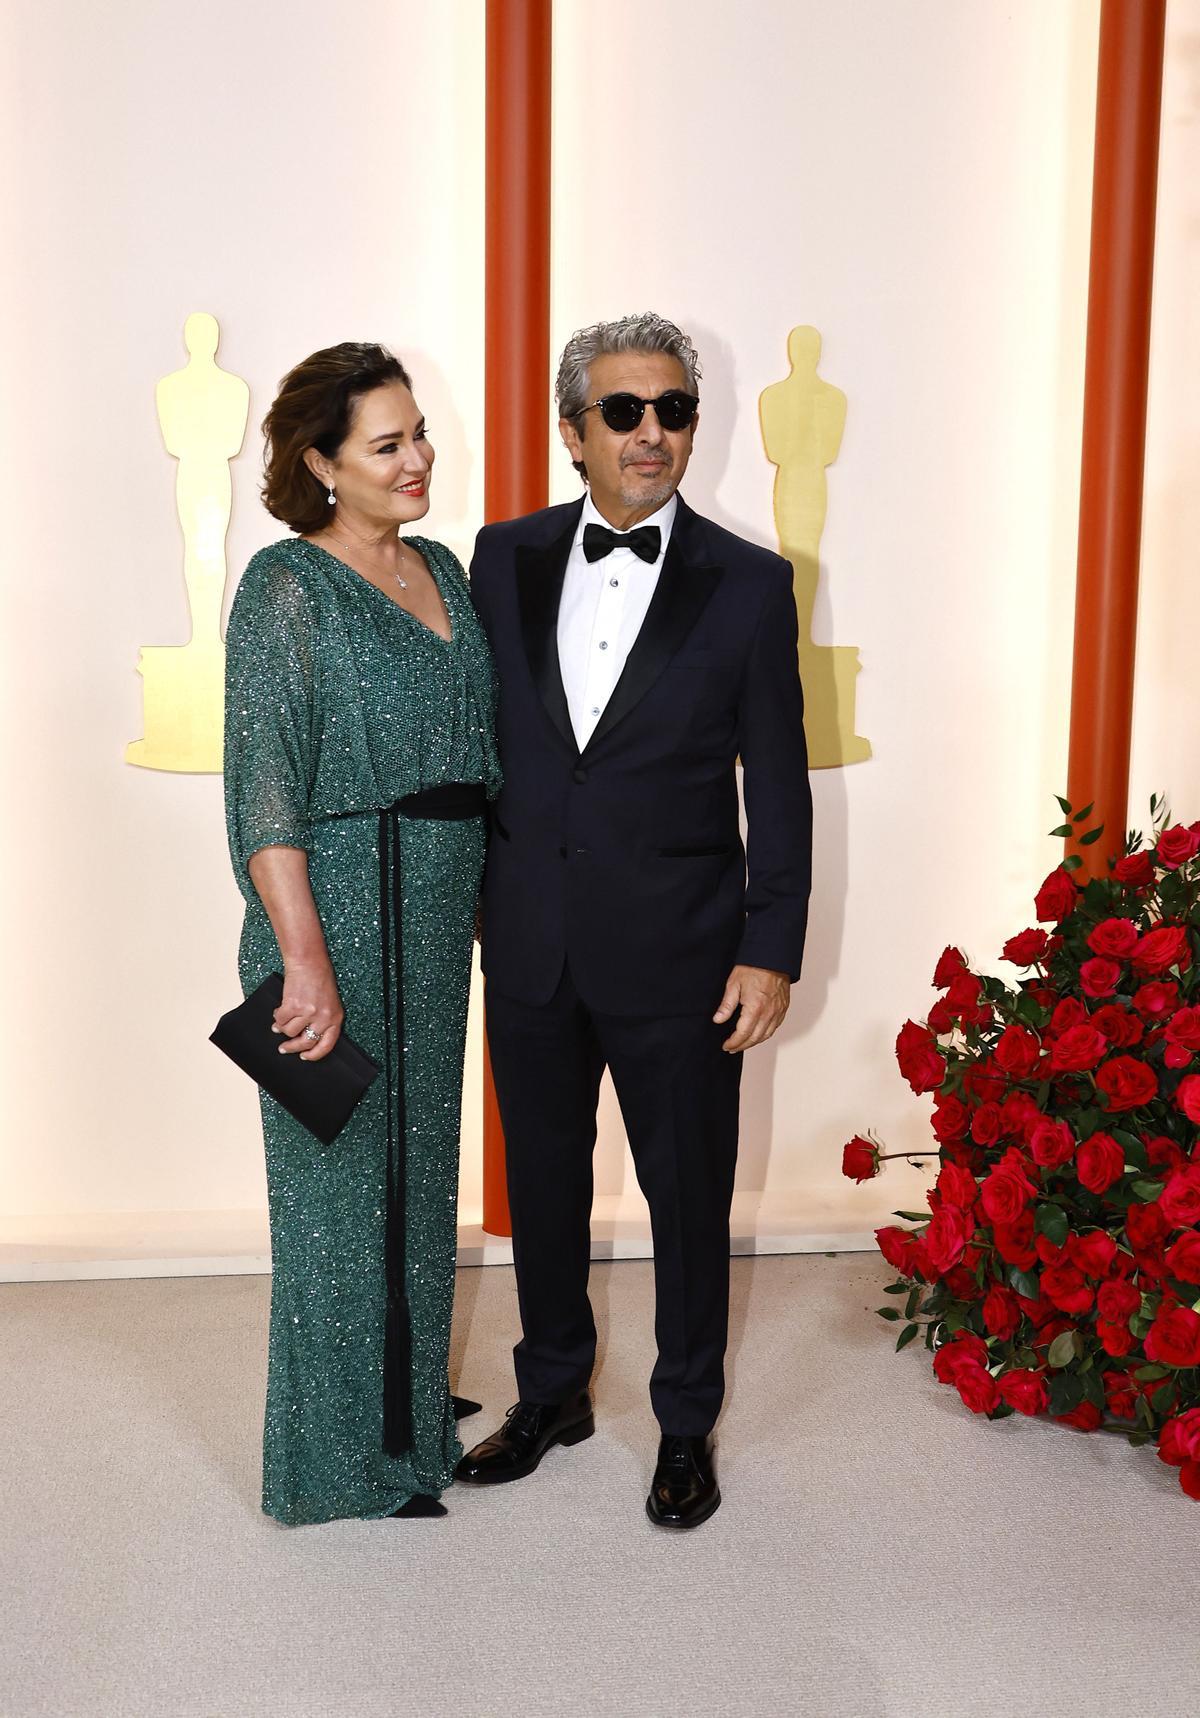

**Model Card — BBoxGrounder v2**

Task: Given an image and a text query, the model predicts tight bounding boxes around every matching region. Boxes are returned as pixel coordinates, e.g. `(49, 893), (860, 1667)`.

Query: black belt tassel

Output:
(376, 782), (487, 1460)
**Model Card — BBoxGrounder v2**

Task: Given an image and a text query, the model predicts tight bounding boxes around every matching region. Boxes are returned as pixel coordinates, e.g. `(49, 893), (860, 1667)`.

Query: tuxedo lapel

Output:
(515, 509), (579, 755)
(584, 498), (723, 756)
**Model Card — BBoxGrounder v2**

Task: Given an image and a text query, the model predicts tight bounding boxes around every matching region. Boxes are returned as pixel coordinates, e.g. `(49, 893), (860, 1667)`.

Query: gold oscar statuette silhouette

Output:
(126, 312), (249, 773)
(759, 326), (870, 768)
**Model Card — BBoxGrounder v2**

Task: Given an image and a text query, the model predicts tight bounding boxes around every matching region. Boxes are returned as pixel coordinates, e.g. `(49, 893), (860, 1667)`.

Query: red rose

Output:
(841, 1136), (880, 1183)
(982, 1285), (1022, 1340)
(994, 1024), (1041, 1080)
(1159, 1408), (1200, 1465)
(1087, 918), (1140, 959)
(1099, 1320), (1137, 1356)
(1165, 1044), (1193, 1071)
(1155, 825), (1200, 869)
(1146, 1134), (1184, 1172)
(896, 1021), (944, 1094)
(1030, 1119), (1075, 1169)
(1160, 1164), (1200, 1228)
(1145, 1305), (1200, 1368)
(1040, 1260), (1095, 1315)
(1095, 1055), (1158, 1112)
(1092, 1004), (1144, 1047)
(1049, 998), (1088, 1035)
(1067, 1230), (1118, 1278)
(993, 1211), (1038, 1269)
(1113, 851), (1154, 887)
(943, 1264), (983, 1301)
(1167, 1007), (1200, 1053)
(1165, 1232), (1200, 1284)
(1133, 981), (1179, 1018)
(981, 1165), (1035, 1226)
(936, 1161), (978, 1211)
(970, 1102), (1004, 1146)
(945, 970), (983, 1015)
(931, 1093), (970, 1143)
(876, 1225), (922, 1277)
(954, 1364), (1000, 1415)
(1080, 957), (1122, 998)
(932, 945), (968, 989)
(1000, 1091), (1043, 1142)
(1132, 925), (1192, 977)
(932, 1333), (989, 1385)
(1103, 1370), (1139, 1419)
(1002, 928), (1049, 967)
(1035, 868), (1078, 923)
(1097, 1278), (1140, 1323)
(921, 1206), (974, 1277)
(999, 1369), (1048, 1415)
(1126, 1200), (1168, 1249)
(1180, 1462), (1200, 1500)
(1175, 1076), (1200, 1127)
(1056, 1401), (1102, 1432)
(1047, 1024), (1108, 1074)
(1076, 1131), (1125, 1194)
(962, 1061), (1007, 1106)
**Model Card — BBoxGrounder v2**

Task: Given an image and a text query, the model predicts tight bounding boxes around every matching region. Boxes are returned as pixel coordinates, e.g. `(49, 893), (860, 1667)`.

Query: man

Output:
(459, 313), (811, 1528)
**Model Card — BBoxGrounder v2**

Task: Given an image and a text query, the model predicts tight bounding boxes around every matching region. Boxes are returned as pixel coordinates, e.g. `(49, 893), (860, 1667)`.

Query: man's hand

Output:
(713, 965), (791, 1052)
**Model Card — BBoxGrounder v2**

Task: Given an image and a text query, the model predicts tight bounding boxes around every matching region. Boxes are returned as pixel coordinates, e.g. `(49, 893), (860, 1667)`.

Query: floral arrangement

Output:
(844, 799), (1200, 1502)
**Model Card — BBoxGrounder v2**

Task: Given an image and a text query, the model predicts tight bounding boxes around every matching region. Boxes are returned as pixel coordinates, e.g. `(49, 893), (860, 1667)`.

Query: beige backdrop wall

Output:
(2, 1), (1192, 1271)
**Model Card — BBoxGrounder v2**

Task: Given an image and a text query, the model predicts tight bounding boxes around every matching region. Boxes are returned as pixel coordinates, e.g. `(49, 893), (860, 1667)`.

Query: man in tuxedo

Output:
(457, 313), (812, 1527)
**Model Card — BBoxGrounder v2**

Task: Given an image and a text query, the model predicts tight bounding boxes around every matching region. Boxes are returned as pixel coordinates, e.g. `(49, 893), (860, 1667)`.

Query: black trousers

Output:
(484, 964), (743, 1437)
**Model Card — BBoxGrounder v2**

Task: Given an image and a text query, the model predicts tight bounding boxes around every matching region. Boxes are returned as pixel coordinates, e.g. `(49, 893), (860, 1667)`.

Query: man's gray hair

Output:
(555, 312), (702, 420)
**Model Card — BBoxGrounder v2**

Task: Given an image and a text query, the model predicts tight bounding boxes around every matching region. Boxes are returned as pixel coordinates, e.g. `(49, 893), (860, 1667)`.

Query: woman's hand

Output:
(273, 957), (344, 1061)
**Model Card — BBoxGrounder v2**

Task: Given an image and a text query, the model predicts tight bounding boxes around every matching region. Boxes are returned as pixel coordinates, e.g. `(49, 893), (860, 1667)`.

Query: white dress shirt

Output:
(557, 493), (678, 750)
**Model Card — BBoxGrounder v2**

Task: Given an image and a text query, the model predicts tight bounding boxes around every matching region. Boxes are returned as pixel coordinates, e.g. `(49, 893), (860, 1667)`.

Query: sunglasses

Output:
(577, 390), (699, 433)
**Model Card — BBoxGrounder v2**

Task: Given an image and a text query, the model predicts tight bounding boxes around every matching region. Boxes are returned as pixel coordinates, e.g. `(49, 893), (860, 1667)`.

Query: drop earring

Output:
(327, 485), (336, 506)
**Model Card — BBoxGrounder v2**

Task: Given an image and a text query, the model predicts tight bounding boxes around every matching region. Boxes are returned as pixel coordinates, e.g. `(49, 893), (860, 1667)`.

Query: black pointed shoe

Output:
(454, 1390), (594, 1484)
(451, 1395), (483, 1421)
(645, 1434), (721, 1529)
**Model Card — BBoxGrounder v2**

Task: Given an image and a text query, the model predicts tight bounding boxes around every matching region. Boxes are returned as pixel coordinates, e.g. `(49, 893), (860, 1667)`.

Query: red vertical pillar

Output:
(1066, 0), (1166, 875)
(482, 1), (552, 1235)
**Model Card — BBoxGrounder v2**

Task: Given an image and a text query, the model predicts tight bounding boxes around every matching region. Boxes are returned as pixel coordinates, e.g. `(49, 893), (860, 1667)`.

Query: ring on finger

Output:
(303, 1026), (323, 1043)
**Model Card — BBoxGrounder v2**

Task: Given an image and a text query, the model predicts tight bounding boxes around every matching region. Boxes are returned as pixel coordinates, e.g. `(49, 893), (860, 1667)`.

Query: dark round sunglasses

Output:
(577, 390), (699, 433)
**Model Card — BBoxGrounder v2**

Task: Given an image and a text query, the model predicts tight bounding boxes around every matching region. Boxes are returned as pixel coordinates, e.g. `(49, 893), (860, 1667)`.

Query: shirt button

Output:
(591, 707), (600, 716)
(609, 578), (619, 587)
(598, 641), (608, 651)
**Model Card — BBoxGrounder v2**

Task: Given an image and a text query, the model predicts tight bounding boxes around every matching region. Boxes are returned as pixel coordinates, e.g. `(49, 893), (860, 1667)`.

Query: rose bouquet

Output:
(844, 799), (1200, 1501)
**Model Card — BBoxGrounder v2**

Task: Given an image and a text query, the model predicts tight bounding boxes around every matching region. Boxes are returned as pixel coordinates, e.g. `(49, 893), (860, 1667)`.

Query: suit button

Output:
(573, 766), (588, 784)
(575, 847), (589, 857)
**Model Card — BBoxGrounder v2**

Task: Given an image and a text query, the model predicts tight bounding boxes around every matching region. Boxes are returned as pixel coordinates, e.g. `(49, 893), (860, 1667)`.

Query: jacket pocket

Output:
(658, 843), (735, 858)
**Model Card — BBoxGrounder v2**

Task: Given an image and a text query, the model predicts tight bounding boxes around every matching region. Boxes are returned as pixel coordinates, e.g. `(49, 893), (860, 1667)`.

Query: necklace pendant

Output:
(395, 576), (408, 590)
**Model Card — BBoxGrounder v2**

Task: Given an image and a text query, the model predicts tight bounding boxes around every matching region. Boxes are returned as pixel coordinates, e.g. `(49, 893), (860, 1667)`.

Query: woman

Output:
(223, 343), (500, 1525)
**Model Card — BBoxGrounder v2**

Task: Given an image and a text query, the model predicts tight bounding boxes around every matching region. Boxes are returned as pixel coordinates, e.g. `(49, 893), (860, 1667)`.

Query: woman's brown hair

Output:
(261, 342), (413, 535)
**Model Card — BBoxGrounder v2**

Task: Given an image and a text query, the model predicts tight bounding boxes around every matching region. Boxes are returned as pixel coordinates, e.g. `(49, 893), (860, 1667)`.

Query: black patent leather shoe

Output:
(645, 1434), (720, 1529)
(451, 1395), (483, 1421)
(454, 1390), (594, 1484)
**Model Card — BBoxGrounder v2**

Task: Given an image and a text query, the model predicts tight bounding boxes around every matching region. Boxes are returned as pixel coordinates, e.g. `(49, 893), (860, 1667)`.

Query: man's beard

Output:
(618, 458), (675, 510)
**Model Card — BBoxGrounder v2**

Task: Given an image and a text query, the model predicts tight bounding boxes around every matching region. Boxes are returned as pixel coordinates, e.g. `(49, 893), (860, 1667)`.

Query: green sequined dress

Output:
(223, 536), (500, 1526)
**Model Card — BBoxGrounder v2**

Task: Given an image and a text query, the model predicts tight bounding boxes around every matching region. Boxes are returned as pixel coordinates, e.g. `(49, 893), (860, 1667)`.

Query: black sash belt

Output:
(377, 782), (488, 1458)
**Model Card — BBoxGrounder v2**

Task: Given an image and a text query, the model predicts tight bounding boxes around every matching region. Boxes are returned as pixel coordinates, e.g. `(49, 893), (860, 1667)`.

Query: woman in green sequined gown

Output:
(223, 345), (500, 1525)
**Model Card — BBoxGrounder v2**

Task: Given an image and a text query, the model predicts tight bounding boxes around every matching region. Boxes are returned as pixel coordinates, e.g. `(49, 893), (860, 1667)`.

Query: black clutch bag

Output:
(210, 973), (381, 1146)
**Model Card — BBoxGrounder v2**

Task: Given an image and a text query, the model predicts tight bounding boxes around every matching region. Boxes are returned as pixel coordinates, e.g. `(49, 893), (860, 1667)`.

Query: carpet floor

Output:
(2, 1254), (1198, 1718)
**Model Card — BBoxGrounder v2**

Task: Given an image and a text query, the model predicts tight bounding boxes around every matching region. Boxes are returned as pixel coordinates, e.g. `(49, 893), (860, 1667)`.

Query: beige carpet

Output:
(3, 1254), (1198, 1718)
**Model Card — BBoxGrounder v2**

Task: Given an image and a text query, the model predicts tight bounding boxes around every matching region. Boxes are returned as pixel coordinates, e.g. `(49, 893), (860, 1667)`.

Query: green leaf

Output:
(1047, 1372), (1084, 1416)
(1009, 1267), (1041, 1299)
(1137, 1393), (1155, 1429)
(1063, 854), (1084, 872)
(1134, 1364), (1171, 1382)
(1056, 796), (1073, 816)
(883, 1282), (908, 1295)
(1152, 1380), (1178, 1413)
(1035, 1203), (1069, 1246)
(1050, 824), (1074, 839)
(1130, 1314), (1153, 1340)
(1131, 1179), (1165, 1202)
(1047, 1330), (1078, 1369)
(892, 1211), (929, 1222)
(904, 1285), (922, 1321)
(1080, 825), (1105, 846)
(1073, 803), (1095, 823)
(895, 1323), (920, 1352)
(991, 1402), (1016, 1420)
(876, 1306), (902, 1321)
(1126, 1430), (1152, 1447)
(1080, 1369), (1106, 1410)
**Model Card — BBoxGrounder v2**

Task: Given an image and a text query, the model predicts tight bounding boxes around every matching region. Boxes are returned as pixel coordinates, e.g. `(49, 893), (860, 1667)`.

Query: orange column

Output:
(1066, 0), (1165, 876)
(482, 0), (552, 1235)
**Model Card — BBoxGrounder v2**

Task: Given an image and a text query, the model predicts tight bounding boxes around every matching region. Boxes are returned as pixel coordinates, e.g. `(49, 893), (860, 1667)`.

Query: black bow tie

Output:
(582, 522), (662, 564)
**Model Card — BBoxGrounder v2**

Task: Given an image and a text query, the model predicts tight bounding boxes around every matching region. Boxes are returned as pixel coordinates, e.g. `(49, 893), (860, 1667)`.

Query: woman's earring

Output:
(326, 486), (336, 506)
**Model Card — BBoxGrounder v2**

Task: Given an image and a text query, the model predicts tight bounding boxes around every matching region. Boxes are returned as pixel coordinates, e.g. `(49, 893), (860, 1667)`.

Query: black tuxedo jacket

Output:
(468, 493), (812, 1015)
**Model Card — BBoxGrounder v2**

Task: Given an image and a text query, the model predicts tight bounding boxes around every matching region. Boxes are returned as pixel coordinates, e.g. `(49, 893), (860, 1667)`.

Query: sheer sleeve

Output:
(223, 554), (318, 903)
